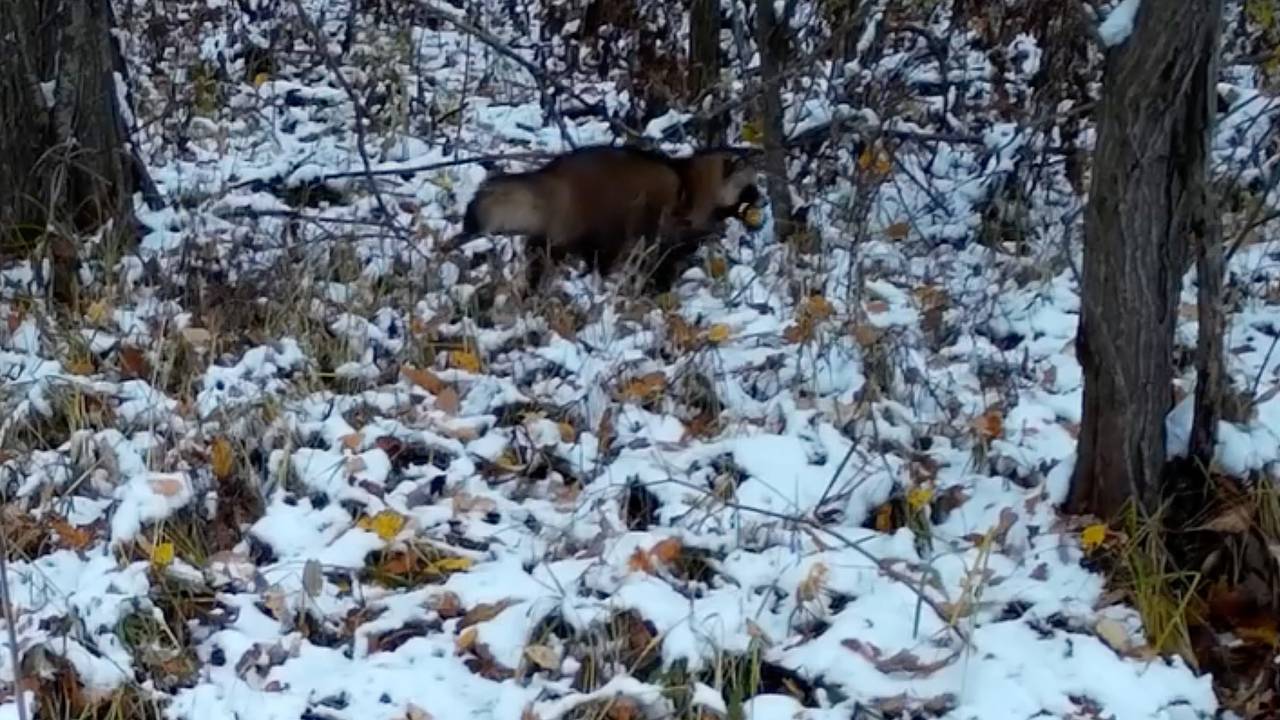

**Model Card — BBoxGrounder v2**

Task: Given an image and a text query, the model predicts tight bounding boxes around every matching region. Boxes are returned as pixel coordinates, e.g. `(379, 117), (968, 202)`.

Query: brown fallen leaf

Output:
(884, 221), (911, 240)
(49, 516), (94, 550)
(1197, 502), (1254, 534)
(119, 345), (151, 379)
(435, 386), (461, 414)
(459, 598), (518, 630)
(523, 644), (559, 672)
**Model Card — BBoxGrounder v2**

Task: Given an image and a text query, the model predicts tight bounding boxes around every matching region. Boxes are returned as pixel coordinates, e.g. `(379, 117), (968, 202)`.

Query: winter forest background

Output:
(1, 1), (1280, 719)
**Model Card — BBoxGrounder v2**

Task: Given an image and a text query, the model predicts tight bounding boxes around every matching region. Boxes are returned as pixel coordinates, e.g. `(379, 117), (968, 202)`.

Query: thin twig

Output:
(230, 151), (554, 188)
(288, 0), (411, 241)
(0, 525), (30, 720)
(417, 2), (577, 149)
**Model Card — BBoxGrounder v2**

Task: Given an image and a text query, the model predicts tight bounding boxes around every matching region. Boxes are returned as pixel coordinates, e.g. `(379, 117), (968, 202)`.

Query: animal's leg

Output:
(525, 235), (554, 294)
(646, 223), (709, 293)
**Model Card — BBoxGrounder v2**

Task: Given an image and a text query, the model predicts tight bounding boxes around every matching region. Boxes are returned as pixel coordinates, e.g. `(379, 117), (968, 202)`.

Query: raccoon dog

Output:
(456, 145), (764, 293)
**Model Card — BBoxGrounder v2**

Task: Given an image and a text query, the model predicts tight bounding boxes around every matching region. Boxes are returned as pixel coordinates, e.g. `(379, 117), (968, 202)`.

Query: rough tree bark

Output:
(752, 0), (795, 242)
(0, 0), (147, 301)
(1069, 0), (1225, 518)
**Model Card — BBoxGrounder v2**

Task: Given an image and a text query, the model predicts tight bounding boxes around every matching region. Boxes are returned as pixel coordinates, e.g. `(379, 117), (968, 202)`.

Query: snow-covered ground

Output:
(2, 1), (1279, 719)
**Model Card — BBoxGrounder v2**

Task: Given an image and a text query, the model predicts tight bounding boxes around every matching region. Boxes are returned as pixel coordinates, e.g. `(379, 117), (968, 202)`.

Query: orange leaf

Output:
(557, 421), (576, 443)
(802, 295), (834, 322)
(628, 547), (655, 574)
(403, 365), (446, 394)
(973, 409), (1004, 441)
(874, 503), (894, 532)
(149, 474), (187, 498)
(49, 516), (94, 550)
(650, 537), (682, 564)
(864, 300), (890, 314)
(620, 372), (666, 402)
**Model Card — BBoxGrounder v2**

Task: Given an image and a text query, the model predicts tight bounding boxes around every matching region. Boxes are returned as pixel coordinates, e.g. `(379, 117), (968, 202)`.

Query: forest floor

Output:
(2, 1), (1280, 719)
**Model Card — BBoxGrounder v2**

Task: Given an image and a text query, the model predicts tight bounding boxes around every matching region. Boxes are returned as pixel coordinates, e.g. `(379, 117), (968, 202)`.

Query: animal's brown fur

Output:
(456, 145), (763, 293)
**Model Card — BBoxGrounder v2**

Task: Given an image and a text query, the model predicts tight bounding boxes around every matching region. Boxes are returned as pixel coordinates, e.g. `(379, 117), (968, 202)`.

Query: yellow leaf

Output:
(85, 298), (112, 326)
(433, 556), (474, 573)
(858, 144), (893, 176)
(1080, 523), (1107, 552)
(152, 541), (175, 569)
(740, 118), (764, 144)
(494, 448), (524, 472)
(906, 486), (934, 512)
(450, 350), (481, 373)
(706, 255), (729, 279)
(253, 72), (269, 87)
(874, 151), (892, 176)
(1246, 0), (1275, 29)
(361, 509), (406, 541)
(210, 436), (235, 480)
(740, 206), (765, 230)
(705, 323), (731, 344)
(65, 355), (95, 376)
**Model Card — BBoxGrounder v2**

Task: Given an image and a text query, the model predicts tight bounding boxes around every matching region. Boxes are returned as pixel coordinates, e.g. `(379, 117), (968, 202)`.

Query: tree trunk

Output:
(0, 0), (143, 302)
(1190, 197), (1225, 469)
(689, 0), (725, 145)
(1068, 0), (1224, 518)
(752, 0), (795, 242)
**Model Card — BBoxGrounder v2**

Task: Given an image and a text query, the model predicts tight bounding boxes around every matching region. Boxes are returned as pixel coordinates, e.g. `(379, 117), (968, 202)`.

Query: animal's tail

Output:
(445, 176), (545, 251)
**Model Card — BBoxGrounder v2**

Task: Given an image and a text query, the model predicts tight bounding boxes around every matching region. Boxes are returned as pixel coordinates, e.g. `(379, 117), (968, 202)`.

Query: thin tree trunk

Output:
(1190, 195), (1225, 468)
(689, 0), (725, 145)
(752, 0), (795, 242)
(1068, 0), (1224, 518)
(0, 0), (142, 301)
